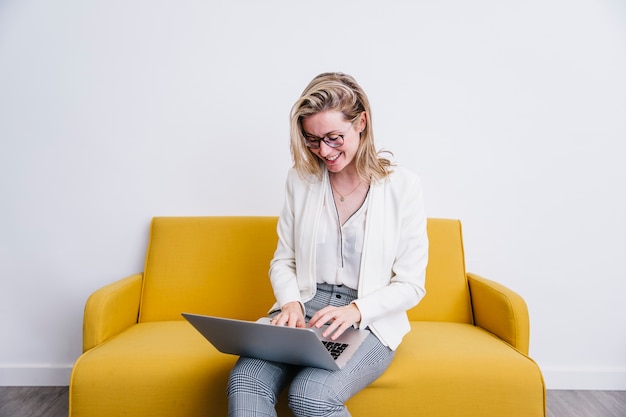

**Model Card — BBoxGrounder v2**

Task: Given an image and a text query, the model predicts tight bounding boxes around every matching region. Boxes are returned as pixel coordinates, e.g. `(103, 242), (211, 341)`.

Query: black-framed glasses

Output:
(303, 134), (345, 149)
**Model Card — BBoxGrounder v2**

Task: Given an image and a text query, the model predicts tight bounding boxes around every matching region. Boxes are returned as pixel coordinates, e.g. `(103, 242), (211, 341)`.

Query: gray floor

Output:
(0, 387), (68, 417)
(0, 387), (625, 417)
(547, 390), (626, 417)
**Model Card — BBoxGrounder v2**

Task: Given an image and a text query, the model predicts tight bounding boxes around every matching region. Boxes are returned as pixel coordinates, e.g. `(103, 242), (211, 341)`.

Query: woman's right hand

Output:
(270, 301), (306, 328)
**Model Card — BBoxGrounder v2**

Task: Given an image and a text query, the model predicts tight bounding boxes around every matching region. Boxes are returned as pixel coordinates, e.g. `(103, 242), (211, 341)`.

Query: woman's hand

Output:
(308, 304), (362, 340)
(270, 301), (306, 328)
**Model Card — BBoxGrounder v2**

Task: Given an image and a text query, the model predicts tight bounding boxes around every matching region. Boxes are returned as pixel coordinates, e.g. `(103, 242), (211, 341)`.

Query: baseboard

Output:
(542, 368), (626, 390)
(0, 365), (72, 386)
(1, 365), (625, 390)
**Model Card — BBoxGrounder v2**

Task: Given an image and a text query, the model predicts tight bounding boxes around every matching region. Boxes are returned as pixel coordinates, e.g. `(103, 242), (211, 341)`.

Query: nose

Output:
(318, 141), (334, 156)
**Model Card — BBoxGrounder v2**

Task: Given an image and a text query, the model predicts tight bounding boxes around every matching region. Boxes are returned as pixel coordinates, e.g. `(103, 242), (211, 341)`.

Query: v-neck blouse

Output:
(315, 180), (369, 290)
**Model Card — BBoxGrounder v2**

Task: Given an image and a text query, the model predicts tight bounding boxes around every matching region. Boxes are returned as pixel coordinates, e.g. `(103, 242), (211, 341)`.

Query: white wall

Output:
(1, 0), (625, 389)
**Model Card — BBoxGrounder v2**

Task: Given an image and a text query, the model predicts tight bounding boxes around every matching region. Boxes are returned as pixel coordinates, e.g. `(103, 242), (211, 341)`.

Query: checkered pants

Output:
(227, 284), (395, 417)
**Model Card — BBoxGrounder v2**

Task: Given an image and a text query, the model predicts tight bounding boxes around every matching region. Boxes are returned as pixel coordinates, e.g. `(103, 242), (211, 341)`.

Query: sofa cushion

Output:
(139, 217), (474, 324)
(408, 218), (473, 323)
(139, 217), (278, 322)
(71, 321), (544, 417)
(70, 321), (234, 417)
(344, 321), (545, 416)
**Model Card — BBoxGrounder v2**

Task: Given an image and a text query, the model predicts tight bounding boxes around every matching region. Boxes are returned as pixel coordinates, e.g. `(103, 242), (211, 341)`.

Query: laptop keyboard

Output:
(322, 341), (349, 359)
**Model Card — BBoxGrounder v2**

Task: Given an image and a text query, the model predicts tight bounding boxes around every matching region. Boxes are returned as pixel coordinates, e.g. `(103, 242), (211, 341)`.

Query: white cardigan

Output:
(269, 166), (429, 350)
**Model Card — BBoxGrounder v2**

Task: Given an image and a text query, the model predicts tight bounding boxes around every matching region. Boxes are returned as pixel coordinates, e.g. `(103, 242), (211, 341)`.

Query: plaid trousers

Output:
(227, 284), (395, 417)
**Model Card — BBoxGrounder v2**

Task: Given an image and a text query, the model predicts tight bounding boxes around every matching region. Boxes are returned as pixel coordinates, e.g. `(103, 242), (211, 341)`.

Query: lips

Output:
(325, 152), (342, 162)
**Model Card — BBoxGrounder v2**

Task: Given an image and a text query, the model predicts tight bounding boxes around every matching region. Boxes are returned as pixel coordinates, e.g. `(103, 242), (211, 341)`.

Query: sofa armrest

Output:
(83, 273), (143, 352)
(467, 273), (530, 355)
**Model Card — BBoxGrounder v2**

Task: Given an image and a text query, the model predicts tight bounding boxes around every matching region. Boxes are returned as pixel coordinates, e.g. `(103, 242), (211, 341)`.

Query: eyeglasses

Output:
(303, 133), (345, 149)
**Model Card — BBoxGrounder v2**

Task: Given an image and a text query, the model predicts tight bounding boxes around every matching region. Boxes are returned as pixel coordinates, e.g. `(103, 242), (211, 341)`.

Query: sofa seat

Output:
(71, 319), (544, 417)
(70, 321), (236, 417)
(345, 322), (545, 416)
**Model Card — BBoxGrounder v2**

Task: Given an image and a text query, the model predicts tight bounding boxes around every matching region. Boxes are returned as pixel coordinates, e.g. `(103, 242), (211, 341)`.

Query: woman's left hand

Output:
(308, 304), (362, 340)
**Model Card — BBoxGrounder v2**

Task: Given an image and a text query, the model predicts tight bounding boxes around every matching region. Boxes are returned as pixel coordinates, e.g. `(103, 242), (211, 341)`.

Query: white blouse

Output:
(315, 180), (369, 290)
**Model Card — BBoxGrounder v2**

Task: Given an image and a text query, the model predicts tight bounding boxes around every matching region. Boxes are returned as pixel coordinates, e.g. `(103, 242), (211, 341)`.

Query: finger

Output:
(328, 322), (352, 340)
(275, 313), (290, 326)
(309, 307), (335, 328)
(287, 314), (300, 328)
(321, 313), (348, 337)
(321, 320), (340, 338)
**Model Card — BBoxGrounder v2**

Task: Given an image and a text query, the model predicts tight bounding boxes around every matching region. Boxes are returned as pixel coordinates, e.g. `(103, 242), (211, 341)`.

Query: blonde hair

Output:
(290, 72), (392, 183)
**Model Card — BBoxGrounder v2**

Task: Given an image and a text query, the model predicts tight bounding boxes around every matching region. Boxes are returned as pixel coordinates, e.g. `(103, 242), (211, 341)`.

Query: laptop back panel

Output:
(182, 313), (369, 370)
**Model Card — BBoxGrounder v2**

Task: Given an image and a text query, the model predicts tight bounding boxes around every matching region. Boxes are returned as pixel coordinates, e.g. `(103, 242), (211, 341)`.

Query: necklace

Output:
(330, 179), (362, 202)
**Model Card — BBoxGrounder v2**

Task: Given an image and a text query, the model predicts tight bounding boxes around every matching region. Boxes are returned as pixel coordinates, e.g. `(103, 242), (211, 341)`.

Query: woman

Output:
(227, 72), (429, 417)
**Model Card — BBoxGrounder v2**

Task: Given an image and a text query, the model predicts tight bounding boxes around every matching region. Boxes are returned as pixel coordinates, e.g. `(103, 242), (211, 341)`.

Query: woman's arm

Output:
(268, 170), (305, 313)
(354, 170), (429, 328)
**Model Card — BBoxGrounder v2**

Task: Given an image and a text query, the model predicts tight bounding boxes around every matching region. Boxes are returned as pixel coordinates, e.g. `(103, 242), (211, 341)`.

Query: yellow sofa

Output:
(69, 217), (546, 416)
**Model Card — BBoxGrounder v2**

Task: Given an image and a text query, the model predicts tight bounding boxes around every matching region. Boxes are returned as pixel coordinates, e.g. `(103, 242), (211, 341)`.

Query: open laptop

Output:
(182, 313), (369, 371)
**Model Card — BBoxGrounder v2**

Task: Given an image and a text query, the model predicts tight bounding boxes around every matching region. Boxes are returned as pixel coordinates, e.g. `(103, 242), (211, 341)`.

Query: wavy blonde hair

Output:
(290, 72), (392, 183)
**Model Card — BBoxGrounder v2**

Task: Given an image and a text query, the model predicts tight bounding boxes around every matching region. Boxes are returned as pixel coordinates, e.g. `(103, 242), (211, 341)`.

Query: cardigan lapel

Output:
(358, 178), (386, 297)
(299, 170), (329, 299)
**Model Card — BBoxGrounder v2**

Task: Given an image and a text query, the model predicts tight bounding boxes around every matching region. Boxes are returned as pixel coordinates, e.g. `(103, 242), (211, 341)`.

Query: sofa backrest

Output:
(139, 217), (279, 322)
(139, 217), (473, 324)
(408, 218), (473, 323)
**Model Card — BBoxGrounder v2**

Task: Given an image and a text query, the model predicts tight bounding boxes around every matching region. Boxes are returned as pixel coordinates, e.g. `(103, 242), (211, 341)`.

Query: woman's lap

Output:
(227, 285), (394, 417)
(228, 332), (393, 417)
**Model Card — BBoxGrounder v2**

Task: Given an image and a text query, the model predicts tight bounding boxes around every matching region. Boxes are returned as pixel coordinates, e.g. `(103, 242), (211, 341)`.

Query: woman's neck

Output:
(328, 163), (361, 185)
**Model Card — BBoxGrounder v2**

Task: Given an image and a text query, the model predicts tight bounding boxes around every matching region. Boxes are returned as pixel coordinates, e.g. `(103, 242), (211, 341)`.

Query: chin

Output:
(326, 163), (345, 173)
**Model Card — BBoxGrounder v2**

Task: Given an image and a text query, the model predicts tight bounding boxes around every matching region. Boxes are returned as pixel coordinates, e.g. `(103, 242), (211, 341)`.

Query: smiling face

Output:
(301, 110), (366, 175)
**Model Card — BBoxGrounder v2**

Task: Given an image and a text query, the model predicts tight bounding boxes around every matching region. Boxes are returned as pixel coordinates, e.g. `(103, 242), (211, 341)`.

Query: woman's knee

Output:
(228, 358), (294, 401)
(288, 369), (346, 417)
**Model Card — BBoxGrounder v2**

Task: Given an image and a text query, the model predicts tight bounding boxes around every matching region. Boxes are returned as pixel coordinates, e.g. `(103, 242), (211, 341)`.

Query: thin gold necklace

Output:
(330, 179), (361, 202)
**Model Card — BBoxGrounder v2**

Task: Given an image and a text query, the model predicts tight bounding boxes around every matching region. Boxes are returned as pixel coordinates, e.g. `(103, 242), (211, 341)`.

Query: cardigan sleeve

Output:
(268, 170), (306, 312)
(353, 168), (429, 335)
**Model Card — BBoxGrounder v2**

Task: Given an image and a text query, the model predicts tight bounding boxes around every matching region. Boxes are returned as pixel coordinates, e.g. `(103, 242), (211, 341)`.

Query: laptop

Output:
(182, 313), (370, 370)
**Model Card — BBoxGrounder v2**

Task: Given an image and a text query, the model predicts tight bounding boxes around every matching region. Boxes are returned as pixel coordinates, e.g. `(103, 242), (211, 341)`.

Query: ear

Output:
(356, 111), (367, 133)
